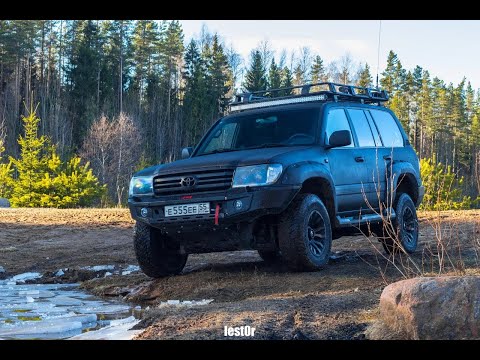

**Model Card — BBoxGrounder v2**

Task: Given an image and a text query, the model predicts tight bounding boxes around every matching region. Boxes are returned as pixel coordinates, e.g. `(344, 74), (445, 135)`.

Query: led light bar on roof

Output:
(230, 94), (328, 112)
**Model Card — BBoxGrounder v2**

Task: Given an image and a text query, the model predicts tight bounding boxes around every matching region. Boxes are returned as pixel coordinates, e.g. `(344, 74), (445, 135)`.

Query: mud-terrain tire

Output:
(257, 250), (282, 263)
(278, 193), (332, 271)
(133, 221), (188, 278)
(380, 193), (419, 255)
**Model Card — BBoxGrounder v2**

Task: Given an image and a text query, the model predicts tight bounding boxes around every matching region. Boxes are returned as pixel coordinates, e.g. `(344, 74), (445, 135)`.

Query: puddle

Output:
(0, 279), (142, 340)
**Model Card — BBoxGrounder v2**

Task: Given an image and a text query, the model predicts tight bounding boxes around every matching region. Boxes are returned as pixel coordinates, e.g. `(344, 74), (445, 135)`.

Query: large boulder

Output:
(0, 198), (10, 208)
(368, 276), (480, 340)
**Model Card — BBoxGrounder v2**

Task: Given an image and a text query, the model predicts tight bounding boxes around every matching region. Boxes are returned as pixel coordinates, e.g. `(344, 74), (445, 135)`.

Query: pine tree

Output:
(207, 34), (231, 118)
(183, 39), (207, 145)
(381, 50), (398, 94)
(293, 63), (304, 86)
(243, 50), (267, 92)
(66, 20), (102, 148)
(280, 66), (294, 96)
(268, 58), (282, 90)
(357, 63), (372, 88)
(311, 55), (327, 83)
(0, 139), (13, 199)
(9, 110), (103, 208)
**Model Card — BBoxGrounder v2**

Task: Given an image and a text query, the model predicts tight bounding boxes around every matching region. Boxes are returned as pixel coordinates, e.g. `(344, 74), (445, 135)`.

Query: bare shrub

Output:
(81, 113), (141, 206)
(356, 151), (479, 284)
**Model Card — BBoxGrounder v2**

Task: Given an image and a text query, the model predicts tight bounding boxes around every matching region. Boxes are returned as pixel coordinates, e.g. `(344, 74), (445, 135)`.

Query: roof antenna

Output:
(376, 20), (382, 89)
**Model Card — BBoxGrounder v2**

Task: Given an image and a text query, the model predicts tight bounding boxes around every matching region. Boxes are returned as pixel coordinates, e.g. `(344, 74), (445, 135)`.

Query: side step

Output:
(336, 209), (396, 228)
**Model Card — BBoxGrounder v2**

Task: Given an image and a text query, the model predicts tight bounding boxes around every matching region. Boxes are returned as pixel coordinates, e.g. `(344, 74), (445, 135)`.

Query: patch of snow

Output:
(26, 296), (35, 303)
(81, 265), (115, 272)
(0, 266), (5, 274)
(121, 265), (140, 276)
(55, 269), (64, 277)
(10, 272), (42, 283)
(160, 299), (214, 308)
(104, 272), (112, 278)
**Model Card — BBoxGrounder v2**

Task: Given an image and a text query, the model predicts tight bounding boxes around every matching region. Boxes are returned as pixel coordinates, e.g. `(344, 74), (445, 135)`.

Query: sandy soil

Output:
(1, 208), (479, 340)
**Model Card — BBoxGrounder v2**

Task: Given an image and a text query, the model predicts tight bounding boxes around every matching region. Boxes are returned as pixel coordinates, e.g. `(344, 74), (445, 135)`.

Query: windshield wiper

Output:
(196, 148), (237, 157)
(245, 143), (289, 150)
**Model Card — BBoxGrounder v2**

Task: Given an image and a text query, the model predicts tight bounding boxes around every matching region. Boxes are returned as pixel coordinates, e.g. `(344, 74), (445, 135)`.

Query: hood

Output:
(135, 146), (312, 176)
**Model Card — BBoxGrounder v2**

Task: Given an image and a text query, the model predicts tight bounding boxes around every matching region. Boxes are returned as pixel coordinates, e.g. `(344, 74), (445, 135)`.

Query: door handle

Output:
(354, 156), (365, 162)
(383, 155), (392, 161)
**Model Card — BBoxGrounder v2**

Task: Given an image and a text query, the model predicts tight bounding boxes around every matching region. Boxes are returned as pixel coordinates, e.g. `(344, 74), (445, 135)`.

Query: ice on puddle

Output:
(1, 275), (136, 339)
(19, 290), (39, 296)
(0, 320), (83, 337)
(10, 272), (42, 283)
(69, 316), (141, 340)
(55, 269), (65, 277)
(49, 296), (83, 306)
(77, 304), (131, 315)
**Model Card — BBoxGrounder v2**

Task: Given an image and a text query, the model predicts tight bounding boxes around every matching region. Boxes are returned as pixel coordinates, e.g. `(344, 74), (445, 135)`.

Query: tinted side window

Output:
(325, 108), (353, 147)
(347, 109), (375, 147)
(369, 110), (404, 147)
(365, 111), (382, 146)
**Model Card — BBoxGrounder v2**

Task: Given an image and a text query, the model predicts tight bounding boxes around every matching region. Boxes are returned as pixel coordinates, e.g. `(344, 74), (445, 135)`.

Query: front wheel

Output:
(380, 193), (419, 254)
(133, 222), (188, 278)
(278, 194), (332, 271)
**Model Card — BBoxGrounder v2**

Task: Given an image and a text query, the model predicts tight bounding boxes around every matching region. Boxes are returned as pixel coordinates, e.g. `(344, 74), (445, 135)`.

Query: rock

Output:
(0, 198), (10, 208)
(369, 276), (480, 340)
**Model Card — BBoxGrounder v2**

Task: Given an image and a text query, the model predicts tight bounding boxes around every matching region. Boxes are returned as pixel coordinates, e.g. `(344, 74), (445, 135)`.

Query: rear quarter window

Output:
(369, 109), (404, 148)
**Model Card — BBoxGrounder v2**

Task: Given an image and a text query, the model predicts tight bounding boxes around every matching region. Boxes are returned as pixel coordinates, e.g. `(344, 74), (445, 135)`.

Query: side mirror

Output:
(181, 147), (193, 159)
(326, 130), (351, 149)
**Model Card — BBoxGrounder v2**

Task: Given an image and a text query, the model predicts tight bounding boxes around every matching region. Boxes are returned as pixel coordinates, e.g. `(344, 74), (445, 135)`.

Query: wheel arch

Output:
(392, 165), (420, 205)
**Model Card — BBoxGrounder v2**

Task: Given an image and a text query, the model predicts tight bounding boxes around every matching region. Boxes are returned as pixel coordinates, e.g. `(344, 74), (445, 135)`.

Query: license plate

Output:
(164, 202), (210, 217)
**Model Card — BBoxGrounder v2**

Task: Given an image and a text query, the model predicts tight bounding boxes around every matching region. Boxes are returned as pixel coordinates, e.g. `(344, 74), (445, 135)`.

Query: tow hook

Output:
(214, 204), (220, 225)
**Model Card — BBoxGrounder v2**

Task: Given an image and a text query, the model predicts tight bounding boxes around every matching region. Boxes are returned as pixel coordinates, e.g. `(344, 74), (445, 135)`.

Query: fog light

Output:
(234, 200), (243, 210)
(140, 208), (149, 217)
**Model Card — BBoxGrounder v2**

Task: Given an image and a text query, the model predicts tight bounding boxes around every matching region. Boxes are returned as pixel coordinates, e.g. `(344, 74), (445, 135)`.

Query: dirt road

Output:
(1, 208), (479, 339)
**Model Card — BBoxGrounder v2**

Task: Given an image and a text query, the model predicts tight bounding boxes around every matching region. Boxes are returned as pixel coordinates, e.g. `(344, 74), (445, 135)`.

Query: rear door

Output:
(345, 108), (385, 211)
(367, 108), (408, 206)
(324, 107), (368, 214)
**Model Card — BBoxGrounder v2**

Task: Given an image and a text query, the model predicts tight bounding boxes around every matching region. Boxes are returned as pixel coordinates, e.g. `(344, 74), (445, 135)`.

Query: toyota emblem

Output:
(181, 176), (196, 187)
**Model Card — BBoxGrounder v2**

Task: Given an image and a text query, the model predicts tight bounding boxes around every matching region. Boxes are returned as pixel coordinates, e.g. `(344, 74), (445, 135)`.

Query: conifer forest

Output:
(0, 20), (479, 207)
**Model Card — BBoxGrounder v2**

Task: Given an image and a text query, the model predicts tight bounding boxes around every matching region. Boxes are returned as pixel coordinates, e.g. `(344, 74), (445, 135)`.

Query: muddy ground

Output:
(1, 208), (479, 340)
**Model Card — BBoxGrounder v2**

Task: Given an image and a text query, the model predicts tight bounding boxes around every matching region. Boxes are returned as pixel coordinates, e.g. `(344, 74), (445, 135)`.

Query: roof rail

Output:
(230, 82), (389, 112)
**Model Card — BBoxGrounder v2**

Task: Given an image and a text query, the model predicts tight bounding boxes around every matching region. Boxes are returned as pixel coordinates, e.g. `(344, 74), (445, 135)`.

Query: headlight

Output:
(232, 164), (283, 188)
(129, 176), (154, 196)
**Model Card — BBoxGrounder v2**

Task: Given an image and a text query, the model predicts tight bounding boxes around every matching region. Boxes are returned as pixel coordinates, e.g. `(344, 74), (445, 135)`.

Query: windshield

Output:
(195, 108), (319, 156)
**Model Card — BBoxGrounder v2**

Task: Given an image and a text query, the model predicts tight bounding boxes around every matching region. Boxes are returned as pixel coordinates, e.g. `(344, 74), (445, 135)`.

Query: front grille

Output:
(153, 169), (234, 196)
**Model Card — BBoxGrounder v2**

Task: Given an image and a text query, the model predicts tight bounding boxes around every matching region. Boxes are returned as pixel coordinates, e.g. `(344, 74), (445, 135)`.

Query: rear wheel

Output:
(278, 194), (332, 271)
(133, 221), (188, 278)
(379, 193), (419, 255)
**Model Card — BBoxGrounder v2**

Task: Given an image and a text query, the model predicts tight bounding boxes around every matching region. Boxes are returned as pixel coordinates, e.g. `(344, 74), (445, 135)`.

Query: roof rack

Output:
(230, 82), (389, 112)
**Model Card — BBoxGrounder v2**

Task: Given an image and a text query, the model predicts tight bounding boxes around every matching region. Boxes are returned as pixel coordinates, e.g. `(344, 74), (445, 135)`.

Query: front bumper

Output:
(128, 184), (300, 232)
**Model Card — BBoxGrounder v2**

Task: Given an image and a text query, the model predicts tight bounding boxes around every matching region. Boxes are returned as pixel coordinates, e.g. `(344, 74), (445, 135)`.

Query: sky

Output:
(179, 20), (480, 90)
